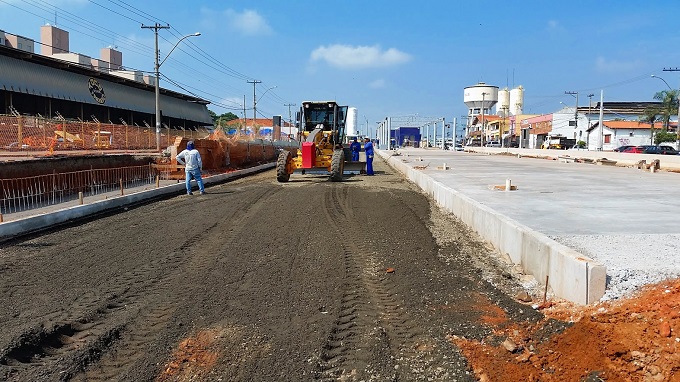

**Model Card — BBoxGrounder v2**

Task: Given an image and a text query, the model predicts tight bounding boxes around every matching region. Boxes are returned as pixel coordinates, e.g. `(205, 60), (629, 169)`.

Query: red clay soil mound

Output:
(451, 279), (680, 382)
(157, 329), (220, 382)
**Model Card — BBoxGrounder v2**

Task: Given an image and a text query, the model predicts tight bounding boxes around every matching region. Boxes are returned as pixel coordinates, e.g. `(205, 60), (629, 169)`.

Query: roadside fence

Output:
(0, 165), (163, 215)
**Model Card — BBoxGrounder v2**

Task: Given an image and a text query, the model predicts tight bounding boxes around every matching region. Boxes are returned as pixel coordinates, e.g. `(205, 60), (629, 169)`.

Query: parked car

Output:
(614, 145), (635, 152)
(622, 146), (647, 153)
(643, 145), (679, 155)
(659, 145), (679, 155)
(454, 144), (464, 151)
(485, 141), (501, 147)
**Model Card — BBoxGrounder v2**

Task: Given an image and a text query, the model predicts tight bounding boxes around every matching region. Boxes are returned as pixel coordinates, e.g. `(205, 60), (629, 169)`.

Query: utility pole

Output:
(587, 93), (594, 149)
(243, 95), (247, 134)
(247, 80), (261, 134)
(565, 91), (579, 135)
(284, 103), (296, 138)
(662, 67), (680, 149)
(598, 90), (604, 151)
(141, 23), (170, 152)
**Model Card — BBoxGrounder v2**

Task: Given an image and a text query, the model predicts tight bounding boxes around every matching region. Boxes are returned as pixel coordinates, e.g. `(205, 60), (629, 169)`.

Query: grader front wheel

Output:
(276, 150), (293, 182)
(330, 149), (345, 182)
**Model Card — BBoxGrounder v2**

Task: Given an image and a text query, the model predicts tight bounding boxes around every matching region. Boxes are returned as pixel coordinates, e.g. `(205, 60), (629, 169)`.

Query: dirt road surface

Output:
(0, 157), (678, 381)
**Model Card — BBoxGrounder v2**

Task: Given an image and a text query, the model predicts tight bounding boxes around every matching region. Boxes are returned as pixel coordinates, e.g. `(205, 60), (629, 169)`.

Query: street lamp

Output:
(143, 26), (200, 152)
(651, 74), (676, 135)
(481, 92), (487, 147)
(651, 75), (672, 90)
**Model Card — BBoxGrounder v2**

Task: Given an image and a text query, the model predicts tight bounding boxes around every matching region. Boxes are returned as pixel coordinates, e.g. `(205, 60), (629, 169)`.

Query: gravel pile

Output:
(551, 234), (680, 300)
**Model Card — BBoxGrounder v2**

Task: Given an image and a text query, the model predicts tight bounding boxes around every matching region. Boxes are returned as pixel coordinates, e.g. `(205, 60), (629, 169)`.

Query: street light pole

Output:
(481, 92), (487, 147)
(662, 68), (680, 150)
(652, 74), (674, 131)
(565, 91), (579, 137)
(142, 24), (199, 152)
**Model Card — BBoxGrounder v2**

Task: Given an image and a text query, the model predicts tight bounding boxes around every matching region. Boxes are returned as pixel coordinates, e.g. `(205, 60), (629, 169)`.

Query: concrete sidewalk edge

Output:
(0, 163), (275, 241)
(378, 150), (606, 304)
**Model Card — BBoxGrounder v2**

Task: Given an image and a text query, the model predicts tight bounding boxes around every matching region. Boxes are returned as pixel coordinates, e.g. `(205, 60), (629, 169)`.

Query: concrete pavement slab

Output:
(380, 147), (680, 304)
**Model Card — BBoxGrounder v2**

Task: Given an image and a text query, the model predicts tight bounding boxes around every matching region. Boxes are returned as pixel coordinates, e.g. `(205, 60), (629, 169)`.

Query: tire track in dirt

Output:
(72, 184), (282, 381)
(0, 184), (280, 381)
(315, 185), (445, 381)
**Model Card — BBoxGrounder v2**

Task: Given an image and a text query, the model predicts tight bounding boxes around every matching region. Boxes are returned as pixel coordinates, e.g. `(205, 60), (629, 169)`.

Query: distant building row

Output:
(462, 82), (677, 150)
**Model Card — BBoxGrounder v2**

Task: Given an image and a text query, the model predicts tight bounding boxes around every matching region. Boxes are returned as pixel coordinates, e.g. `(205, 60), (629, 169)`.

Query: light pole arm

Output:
(160, 32), (201, 68)
(257, 86), (277, 103)
(651, 75), (673, 91)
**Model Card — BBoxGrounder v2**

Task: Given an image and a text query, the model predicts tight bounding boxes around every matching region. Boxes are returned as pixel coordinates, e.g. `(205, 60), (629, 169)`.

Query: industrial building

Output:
(0, 25), (212, 131)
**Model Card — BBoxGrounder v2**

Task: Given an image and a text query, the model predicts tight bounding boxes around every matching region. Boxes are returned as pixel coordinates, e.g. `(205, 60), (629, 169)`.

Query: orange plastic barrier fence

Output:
(0, 115), (211, 153)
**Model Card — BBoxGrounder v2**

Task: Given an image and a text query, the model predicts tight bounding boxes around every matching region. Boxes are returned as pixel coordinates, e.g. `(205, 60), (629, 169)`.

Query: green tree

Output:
(640, 108), (662, 145)
(654, 130), (677, 144)
(653, 89), (679, 130)
(208, 110), (240, 127)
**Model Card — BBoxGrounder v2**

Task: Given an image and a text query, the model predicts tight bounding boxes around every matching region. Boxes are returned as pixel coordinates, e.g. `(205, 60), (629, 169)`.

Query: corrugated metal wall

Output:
(0, 54), (211, 124)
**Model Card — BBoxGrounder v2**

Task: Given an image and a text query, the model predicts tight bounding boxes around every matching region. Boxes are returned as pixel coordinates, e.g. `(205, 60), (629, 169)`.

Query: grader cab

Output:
(277, 101), (362, 182)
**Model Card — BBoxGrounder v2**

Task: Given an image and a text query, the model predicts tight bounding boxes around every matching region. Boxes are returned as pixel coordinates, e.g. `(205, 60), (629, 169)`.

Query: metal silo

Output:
(510, 86), (524, 115)
(497, 87), (510, 116)
(346, 107), (358, 136)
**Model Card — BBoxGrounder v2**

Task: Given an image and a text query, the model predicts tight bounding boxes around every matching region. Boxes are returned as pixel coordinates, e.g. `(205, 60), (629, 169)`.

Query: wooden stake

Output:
(543, 275), (549, 304)
(120, 179), (124, 196)
(79, 192), (83, 205)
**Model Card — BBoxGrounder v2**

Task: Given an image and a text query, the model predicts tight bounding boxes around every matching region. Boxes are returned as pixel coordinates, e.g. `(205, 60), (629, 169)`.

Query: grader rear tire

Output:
(330, 149), (344, 182)
(276, 150), (292, 182)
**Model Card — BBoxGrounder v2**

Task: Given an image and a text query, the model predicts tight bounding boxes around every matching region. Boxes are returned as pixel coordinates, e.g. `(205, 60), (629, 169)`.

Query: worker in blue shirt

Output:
(175, 140), (205, 195)
(350, 137), (361, 161)
(363, 137), (374, 175)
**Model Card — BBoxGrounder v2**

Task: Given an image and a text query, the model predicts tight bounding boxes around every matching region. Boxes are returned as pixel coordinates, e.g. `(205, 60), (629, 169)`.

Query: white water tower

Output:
(464, 82), (499, 120)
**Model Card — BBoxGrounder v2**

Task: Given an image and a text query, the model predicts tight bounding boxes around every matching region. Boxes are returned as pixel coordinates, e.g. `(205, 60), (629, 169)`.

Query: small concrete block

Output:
(595, 158), (617, 166)
(490, 185), (518, 191)
(437, 163), (449, 170)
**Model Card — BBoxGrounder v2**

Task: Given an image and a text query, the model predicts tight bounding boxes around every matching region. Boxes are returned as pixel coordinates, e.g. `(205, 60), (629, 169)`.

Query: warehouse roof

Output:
(0, 44), (212, 124)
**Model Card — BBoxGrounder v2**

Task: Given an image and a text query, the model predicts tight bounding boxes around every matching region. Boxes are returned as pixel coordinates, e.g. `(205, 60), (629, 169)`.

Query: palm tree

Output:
(640, 108), (662, 145)
(653, 89), (679, 131)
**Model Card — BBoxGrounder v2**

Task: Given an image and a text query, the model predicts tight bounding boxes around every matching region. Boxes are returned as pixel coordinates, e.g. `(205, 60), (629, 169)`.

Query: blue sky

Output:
(1, 0), (679, 137)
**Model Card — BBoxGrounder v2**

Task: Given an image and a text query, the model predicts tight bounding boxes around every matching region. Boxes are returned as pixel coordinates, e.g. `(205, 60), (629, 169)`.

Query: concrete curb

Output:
(0, 163), (275, 241)
(379, 151), (606, 304)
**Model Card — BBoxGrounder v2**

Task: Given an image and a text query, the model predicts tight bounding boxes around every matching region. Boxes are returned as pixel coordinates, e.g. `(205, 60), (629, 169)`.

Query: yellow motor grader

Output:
(277, 101), (363, 182)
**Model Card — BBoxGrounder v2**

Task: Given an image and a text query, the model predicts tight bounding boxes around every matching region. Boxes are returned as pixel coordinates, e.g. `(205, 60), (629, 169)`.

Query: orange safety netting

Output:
(0, 115), (211, 153)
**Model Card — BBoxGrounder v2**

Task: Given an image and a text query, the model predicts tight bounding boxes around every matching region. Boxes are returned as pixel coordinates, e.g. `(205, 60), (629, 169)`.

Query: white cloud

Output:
(369, 79), (386, 89)
(224, 9), (272, 36)
(310, 44), (411, 69)
(595, 56), (642, 73)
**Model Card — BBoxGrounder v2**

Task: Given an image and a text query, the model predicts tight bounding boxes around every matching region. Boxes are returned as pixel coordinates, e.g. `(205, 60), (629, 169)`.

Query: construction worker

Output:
(175, 140), (205, 195)
(364, 137), (374, 175)
(350, 137), (361, 161)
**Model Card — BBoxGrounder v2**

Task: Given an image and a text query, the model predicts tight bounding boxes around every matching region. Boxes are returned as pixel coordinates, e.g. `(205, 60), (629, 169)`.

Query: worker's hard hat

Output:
(187, 141), (195, 150)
